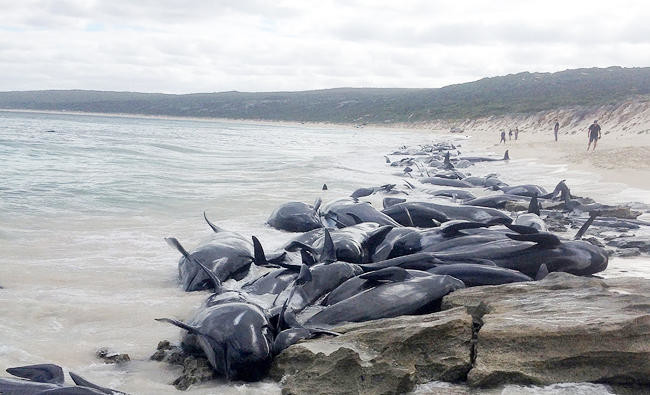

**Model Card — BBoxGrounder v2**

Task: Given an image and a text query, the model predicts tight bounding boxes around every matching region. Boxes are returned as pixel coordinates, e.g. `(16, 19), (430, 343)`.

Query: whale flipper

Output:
(506, 232), (561, 247)
(402, 206), (415, 227)
(165, 237), (191, 258)
(155, 318), (199, 334)
(359, 267), (411, 284)
(504, 223), (539, 235)
(300, 249), (316, 266)
(574, 213), (598, 240)
(346, 212), (363, 225)
(313, 197), (322, 214)
(440, 221), (488, 236)
(69, 372), (125, 394)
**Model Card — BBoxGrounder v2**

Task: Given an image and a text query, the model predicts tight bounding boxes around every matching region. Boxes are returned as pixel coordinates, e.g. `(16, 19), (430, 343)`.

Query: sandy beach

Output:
(465, 130), (650, 190)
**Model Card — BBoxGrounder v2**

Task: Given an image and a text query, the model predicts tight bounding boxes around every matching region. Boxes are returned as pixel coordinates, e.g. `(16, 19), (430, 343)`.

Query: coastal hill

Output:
(1, 66), (649, 123)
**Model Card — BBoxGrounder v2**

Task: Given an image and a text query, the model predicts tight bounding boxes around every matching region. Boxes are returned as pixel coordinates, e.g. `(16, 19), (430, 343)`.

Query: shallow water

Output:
(0, 111), (648, 394)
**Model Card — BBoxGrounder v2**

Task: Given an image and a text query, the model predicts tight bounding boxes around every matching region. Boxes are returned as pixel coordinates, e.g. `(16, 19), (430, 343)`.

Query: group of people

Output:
(498, 127), (519, 143)
(498, 120), (603, 151)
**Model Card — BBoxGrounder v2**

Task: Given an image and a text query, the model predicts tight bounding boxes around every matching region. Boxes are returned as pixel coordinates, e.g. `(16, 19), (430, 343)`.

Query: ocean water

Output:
(0, 110), (648, 394)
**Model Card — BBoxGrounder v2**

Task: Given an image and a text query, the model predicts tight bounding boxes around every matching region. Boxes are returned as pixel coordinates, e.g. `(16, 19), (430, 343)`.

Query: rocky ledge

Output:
(270, 273), (650, 394)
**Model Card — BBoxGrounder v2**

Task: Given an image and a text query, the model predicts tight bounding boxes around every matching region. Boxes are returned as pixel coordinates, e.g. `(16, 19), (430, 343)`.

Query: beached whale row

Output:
(148, 139), (635, 387)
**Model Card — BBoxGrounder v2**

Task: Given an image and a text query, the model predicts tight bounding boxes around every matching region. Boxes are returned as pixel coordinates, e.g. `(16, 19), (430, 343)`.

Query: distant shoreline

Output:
(0, 107), (438, 134)
(3, 106), (649, 194)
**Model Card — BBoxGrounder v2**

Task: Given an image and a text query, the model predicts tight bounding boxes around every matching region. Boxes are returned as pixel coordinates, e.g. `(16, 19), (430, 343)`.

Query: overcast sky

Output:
(2, 0), (650, 93)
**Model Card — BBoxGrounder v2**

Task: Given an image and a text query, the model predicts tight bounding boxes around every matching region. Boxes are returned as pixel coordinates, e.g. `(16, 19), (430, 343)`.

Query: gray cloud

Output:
(0, 0), (649, 92)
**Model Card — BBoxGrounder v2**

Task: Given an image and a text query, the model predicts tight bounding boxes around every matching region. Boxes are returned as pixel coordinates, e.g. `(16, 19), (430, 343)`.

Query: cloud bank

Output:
(1, 0), (649, 93)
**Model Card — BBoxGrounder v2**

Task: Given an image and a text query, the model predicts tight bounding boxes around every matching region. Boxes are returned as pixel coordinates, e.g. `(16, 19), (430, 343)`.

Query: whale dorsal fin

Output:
(6, 364), (64, 384)
(321, 228), (337, 264)
(506, 232), (561, 247)
(296, 264), (312, 286)
(203, 211), (224, 233)
(251, 236), (268, 266)
(528, 195), (541, 216)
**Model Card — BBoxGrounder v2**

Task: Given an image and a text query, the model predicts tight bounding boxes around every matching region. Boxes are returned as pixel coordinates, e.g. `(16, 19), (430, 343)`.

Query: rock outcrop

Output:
(442, 272), (650, 387)
(270, 307), (473, 394)
(272, 273), (650, 393)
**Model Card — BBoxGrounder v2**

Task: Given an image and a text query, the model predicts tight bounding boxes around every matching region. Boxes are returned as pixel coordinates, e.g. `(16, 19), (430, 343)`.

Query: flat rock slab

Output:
(270, 307), (473, 395)
(442, 272), (650, 387)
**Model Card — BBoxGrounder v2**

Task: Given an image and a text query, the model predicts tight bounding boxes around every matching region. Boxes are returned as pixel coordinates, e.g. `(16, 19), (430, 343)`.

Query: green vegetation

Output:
(1, 67), (648, 123)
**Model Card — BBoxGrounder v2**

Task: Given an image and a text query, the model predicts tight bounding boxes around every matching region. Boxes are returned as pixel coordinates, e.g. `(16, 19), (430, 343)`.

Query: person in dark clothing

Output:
(514, 127), (519, 140)
(554, 121), (559, 141)
(508, 129), (513, 140)
(587, 120), (601, 151)
(499, 130), (506, 144)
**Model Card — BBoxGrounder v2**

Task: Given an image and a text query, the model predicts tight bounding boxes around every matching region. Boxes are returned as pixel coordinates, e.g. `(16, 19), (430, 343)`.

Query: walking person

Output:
(554, 121), (559, 142)
(587, 120), (601, 151)
(508, 129), (513, 140)
(499, 130), (506, 144)
(514, 127), (519, 140)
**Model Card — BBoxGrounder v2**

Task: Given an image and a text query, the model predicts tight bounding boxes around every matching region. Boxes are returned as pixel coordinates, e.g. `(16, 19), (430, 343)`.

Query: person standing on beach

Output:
(508, 129), (513, 140)
(515, 127), (519, 140)
(499, 130), (506, 144)
(554, 121), (560, 141)
(587, 120), (601, 151)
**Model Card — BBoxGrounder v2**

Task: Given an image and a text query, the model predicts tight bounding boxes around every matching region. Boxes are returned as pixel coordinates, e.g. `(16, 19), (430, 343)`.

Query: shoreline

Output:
(3, 107), (649, 194)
